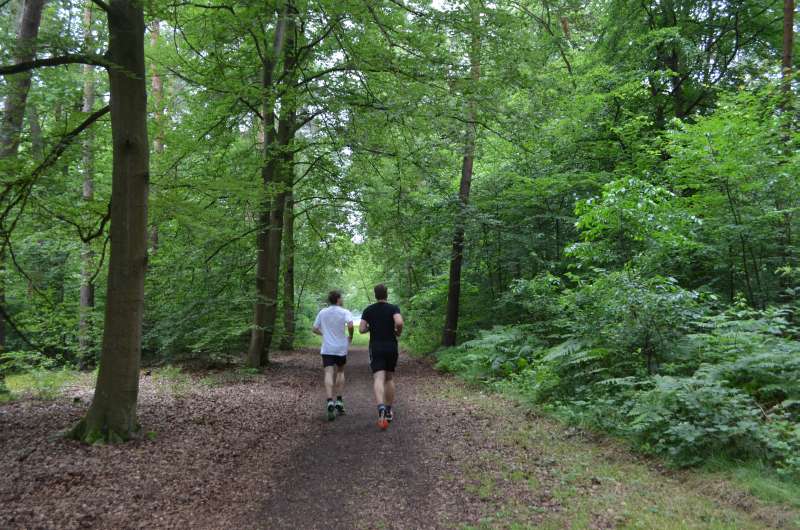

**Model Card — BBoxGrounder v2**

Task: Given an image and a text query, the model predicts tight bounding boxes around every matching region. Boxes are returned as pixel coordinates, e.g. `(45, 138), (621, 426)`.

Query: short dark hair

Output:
(328, 290), (342, 305)
(374, 283), (388, 300)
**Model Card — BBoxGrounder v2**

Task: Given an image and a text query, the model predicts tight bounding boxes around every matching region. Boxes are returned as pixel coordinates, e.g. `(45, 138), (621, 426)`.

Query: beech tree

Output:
(0, 0), (151, 441)
(79, 1), (97, 357)
(246, 3), (294, 367)
(279, 190), (295, 350)
(0, 0), (45, 392)
(149, 19), (163, 252)
(70, 0), (150, 442)
(443, 0), (482, 347)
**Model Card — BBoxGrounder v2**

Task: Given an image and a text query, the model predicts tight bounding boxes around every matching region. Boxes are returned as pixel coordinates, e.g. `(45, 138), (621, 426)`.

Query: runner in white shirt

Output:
(312, 290), (354, 421)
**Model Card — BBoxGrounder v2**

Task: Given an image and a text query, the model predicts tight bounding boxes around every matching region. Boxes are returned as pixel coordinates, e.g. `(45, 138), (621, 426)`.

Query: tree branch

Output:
(28, 106), (111, 184)
(0, 54), (110, 76)
(36, 199), (111, 243)
(204, 227), (259, 264)
(0, 304), (40, 352)
(167, 2), (236, 13)
(0, 106), (110, 239)
(91, 0), (109, 12)
(89, 235), (110, 286)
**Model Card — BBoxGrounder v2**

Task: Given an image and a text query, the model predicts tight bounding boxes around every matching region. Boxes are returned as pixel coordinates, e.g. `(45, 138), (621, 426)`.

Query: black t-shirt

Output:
(361, 302), (400, 348)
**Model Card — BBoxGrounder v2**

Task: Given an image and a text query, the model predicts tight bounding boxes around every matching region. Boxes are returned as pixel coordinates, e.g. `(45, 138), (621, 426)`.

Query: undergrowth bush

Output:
(1, 350), (63, 374)
(435, 325), (543, 383)
(626, 375), (764, 465)
(435, 271), (800, 478)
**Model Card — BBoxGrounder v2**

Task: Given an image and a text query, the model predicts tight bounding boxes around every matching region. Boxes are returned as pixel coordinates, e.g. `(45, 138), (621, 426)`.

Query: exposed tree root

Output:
(66, 416), (139, 444)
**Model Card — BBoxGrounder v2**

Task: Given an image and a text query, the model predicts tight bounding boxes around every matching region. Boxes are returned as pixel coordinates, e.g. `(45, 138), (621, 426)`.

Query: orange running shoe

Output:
(377, 405), (389, 430)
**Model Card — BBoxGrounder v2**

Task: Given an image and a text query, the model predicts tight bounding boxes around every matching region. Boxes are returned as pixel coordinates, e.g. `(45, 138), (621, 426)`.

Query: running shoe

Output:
(385, 408), (394, 423)
(335, 399), (346, 416)
(326, 401), (336, 421)
(377, 406), (389, 430)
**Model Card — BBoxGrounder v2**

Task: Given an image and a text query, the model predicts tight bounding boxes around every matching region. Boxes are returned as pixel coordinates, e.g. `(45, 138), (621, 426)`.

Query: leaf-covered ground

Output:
(1, 349), (797, 529)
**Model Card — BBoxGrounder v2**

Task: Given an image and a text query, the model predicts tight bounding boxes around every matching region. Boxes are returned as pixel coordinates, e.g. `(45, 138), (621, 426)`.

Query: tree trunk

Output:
(777, 0), (796, 296)
(27, 103), (45, 160)
(247, 5), (291, 368)
(279, 190), (295, 351)
(70, 0), (149, 443)
(780, 0), (795, 137)
(442, 3), (481, 347)
(149, 20), (163, 253)
(0, 0), (45, 158)
(256, 27), (297, 364)
(0, 0), (46, 393)
(79, 2), (96, 359)
(782, 0), (795, 100)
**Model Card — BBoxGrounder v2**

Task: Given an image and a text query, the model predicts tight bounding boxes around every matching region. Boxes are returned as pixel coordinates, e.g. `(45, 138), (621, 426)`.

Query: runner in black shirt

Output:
(359, 283), (404, 430)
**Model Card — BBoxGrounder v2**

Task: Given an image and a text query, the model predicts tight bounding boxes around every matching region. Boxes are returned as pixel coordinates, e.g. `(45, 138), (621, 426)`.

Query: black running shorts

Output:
(369, 345), (398, 373)
(321, 354), (347, 367)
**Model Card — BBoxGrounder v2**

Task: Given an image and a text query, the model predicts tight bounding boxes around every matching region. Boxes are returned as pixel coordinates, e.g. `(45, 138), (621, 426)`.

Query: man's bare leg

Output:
(335, 365), (346, 396)
(374, 370), (390, 429)
(324, 366), (335, 400)
(373, 370), (386, 404)
(385, 372), (395, 407)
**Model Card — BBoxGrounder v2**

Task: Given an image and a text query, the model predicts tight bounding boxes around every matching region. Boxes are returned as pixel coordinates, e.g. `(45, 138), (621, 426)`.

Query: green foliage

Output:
(626, 375), (765, 466)
(437, 274), (800, 478)
(4, 368), (83, 400)
(436, 325), (543, 383)
(404, 279), (451, 354)
(499, 273), (565, 332)
(1, 349), (62, 374)
(569, 177), (701, 271)
(626, 374), (800, 478)
(565, 270), (699, 375)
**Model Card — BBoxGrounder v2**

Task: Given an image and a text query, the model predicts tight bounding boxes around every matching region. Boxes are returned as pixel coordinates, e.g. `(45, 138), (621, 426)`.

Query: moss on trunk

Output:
(67, 406), (141, 444)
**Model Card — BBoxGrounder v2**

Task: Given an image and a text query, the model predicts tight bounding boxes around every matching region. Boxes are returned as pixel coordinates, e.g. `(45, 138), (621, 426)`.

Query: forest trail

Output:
(1, 349), (797, 529)
(256, 347), (477, 528)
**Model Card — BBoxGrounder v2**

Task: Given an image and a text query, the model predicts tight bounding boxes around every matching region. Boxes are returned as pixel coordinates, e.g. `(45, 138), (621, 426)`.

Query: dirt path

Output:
(254, 348), (461, 528)
(1, 349), (797, 529)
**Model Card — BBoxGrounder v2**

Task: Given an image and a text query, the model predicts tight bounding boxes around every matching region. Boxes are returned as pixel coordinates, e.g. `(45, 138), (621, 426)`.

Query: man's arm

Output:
(393, 313), (404, 337)
(359, 319), (369, 334)
(347, 321), (354, 342)
(312, 312), (322, 335)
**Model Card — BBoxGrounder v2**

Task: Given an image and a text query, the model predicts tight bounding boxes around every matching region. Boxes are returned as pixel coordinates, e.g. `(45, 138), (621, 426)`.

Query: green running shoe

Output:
(326, 401), (336, 421)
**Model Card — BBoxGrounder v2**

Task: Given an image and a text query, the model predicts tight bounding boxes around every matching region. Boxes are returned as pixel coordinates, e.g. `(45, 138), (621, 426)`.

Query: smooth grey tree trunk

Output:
(27, 103), (45, 160)
(247, 5), (289, 368)
(279, 190), (295, 351)
(79, 2), (96, 359)
(70, 0), (149, 443)
(254, 8), (298, 365)
(149, 20), (163, 252)
(0, 0), (45, 393)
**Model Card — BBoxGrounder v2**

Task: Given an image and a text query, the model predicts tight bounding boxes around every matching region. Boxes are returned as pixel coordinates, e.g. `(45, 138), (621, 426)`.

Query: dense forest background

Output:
(0, 0), (798, 476)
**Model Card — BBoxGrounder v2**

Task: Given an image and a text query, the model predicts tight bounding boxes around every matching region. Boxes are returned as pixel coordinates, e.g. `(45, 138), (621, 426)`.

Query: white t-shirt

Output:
(313, 305), (353, 356)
